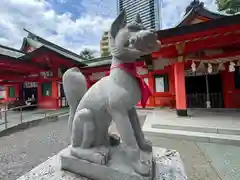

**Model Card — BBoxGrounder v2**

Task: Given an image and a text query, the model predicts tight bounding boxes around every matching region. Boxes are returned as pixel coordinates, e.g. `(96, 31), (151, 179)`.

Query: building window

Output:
(154, 75), (169, 92)
(8, 86), (16, 98)
(42, 82), (52, 96)
(101, 42), (108, 46)
(234, 66), (240, 89)
(102, 37), (108, 41)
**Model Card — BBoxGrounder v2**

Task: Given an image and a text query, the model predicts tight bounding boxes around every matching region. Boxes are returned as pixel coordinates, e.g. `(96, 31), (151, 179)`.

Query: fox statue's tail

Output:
(62, 67), (87, 137)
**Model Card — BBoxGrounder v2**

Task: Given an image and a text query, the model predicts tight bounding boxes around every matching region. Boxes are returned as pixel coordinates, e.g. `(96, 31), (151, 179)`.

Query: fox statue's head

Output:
(109, 9), (161, 62)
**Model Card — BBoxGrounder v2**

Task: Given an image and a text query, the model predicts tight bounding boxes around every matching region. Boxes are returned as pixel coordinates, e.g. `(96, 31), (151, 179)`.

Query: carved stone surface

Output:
(61, 144), (153, 180)
(61, 8), (162, 178)
(17, 146), (187, 180)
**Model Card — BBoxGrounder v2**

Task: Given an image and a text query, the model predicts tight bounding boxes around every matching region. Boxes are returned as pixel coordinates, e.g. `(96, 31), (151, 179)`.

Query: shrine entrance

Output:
(185, 72), (224, 108)
(22, 82), (38, 105)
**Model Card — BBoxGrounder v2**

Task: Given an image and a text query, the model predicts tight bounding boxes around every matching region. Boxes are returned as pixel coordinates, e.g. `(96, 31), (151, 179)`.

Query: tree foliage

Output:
(79, 48), (95, 60)
(101, 50), (111, 57)
(216, 0), (240, 14)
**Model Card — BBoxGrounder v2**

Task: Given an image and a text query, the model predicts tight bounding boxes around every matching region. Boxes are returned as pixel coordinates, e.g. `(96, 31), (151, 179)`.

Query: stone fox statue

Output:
(62, 10), (161, 176)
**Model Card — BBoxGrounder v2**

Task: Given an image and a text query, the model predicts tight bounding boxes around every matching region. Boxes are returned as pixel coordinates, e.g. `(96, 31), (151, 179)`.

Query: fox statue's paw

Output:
(139, 139), (153, 152)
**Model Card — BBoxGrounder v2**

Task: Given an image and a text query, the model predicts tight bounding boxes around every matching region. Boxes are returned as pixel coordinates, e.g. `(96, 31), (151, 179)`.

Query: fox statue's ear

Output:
(110, 9), (127, 38)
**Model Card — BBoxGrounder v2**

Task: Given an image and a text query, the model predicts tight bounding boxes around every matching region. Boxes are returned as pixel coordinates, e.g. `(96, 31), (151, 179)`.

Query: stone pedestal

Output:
(61, 144), (153, 180)
(17, 146), (187, 180)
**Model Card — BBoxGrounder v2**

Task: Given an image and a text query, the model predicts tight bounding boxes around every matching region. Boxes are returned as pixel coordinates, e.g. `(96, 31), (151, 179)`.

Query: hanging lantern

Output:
(206, 101), (211, 108)
(191, 61), (196, 72)
(208, 63), (212, 74)
(236, 60), (240, 66)
(197, 61), (206, 73)
(229, 61), (236, 72)
(218, 63), (226, 71)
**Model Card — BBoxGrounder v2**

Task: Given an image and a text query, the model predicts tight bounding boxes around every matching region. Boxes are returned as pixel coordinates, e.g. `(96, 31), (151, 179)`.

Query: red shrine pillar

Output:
(174, 62), (188, 116)
(52, 80), (59, 109)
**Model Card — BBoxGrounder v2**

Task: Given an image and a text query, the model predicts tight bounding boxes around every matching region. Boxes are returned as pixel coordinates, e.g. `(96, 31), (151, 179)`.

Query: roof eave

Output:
(157, 14), (240, 39)
(24, 29), (86, 62)
(176, 6), (227, 28)
(176, 9), (194, 27)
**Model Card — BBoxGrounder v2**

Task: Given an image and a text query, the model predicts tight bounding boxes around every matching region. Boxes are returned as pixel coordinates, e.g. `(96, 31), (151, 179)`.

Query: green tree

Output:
(79, 48), (95, 60)
(216, 0), (240, 14)
(101, 50), (111, 57)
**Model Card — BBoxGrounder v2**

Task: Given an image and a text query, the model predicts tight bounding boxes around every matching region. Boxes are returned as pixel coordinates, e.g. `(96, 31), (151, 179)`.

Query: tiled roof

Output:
(157, 13), (240, 39)
(22, 29), (85, 64)
(176, 0), (227, 27)
(0, 45), (25, 59)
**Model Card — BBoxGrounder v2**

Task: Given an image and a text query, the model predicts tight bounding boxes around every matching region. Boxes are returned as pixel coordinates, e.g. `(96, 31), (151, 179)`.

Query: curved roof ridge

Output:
(176, 0), (228, 27)
(23, 28), (84, 61)
(0, 44), (26, 58)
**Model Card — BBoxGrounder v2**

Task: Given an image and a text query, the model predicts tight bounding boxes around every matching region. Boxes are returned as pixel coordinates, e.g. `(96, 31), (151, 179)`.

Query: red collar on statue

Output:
(110, 63), (152, 108)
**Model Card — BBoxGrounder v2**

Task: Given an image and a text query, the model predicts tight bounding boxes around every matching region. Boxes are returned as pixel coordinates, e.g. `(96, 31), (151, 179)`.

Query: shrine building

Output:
(0, 29), (86, 109)
(1, 1), (240, 116)
(77, 1), (240, 116)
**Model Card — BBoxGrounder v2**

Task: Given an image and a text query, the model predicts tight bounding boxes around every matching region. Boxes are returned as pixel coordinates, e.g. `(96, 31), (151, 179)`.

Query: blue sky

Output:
(0, 0), (220, 56)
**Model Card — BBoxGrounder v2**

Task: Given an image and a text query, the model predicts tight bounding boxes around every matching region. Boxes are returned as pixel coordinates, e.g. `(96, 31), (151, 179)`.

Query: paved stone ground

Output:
(146, 135), (221, 180)
(0, 110), (239, 180)
(0, 116), (70, 180)
(0, 112), (148, 180)
(197, 143), (240, 180)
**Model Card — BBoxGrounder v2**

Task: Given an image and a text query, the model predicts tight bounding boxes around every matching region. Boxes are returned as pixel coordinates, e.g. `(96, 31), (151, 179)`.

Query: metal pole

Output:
(20, 107), (23, 123)
(205, 73), (211, 108)
(4, 103), (7, 129)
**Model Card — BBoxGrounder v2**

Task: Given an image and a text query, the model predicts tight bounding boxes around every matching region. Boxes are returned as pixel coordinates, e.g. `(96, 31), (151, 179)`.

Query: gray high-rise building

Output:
(117, 0), (161, 30)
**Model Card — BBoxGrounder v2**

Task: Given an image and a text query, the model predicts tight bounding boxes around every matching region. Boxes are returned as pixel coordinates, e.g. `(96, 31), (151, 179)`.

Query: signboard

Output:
(40, 71), (53, 78)
(24, 82), (38, 88)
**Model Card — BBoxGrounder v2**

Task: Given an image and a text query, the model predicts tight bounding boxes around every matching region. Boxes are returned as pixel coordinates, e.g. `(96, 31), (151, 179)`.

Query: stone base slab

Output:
(17, 146), (187, 180)
(61, 144), (153, 180)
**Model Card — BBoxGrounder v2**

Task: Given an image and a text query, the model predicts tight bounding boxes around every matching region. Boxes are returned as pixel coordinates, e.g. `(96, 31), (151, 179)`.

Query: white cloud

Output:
(0, 0), (223, 57)
(57, 0), (67, 3)
(0, 0), (114, 55)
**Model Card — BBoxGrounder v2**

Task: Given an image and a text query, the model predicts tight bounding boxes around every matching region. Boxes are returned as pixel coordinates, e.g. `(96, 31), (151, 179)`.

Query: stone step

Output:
(143, 126), (240, 146)
(151, 124), (240, 136)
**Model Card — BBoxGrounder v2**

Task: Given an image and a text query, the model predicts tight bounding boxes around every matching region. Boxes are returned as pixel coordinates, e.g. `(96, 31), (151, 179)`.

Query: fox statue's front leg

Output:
(128, 107), (152, 152)
(70, 108), (111, 165)
(109, 89), (151, 176)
